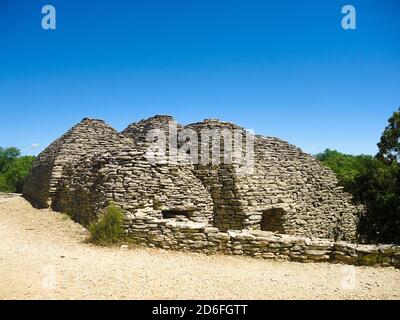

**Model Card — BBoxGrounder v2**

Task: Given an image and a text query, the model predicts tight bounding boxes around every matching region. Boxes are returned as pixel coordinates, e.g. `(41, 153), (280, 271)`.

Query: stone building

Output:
(23, 115), (360, 241)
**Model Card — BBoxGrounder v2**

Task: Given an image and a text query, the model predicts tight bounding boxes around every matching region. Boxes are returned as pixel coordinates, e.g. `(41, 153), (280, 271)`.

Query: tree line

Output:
(316, 108), (400, 244)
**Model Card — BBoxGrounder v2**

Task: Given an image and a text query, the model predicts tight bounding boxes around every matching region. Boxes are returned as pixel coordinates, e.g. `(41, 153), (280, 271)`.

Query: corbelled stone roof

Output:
(23, 115), (361, 240)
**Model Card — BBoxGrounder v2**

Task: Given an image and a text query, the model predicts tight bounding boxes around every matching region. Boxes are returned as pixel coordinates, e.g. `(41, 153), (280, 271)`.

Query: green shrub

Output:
(89, 204), (125, 245)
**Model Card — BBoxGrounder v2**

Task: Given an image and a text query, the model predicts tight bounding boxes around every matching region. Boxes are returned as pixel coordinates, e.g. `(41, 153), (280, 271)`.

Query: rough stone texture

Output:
(24, 116), (214, 225)
(23, 118), (131, 209)
(185, 119), (360, 240)
(23, 115), (367, 263)
(123, 218), (400, 268)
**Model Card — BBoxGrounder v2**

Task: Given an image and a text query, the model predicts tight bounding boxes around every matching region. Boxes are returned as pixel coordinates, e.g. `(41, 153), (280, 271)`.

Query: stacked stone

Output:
(23, 118), (131, 208)
(185, 119), (250, 231)
(236, 135), (360, 241)
(185, 119), (359, 241)
(119, 115), (214, 223)
(24, 115), (365, 264)
(122, 115), (183, 145)
(34, 117), (214, 225)
(124, 218), (400, 268)
(93, 146), (214, 223)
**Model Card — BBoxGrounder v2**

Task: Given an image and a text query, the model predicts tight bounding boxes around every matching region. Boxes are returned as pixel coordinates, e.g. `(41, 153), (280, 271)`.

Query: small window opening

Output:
(260, 208), (285, 233)
(162, 210), (189, 219)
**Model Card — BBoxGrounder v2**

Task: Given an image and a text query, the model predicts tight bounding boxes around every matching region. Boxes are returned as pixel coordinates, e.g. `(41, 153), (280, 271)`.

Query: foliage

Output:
(2, 156), (36, 192)
(89, 204), (125, 245)
(0, 147), (35, 193)
(377, 107), (400, 164)
(315, 149), (373, 193)
(353, 159), (400, 243)
(317, 109), (400, 244)
(0, 147), (20, 172)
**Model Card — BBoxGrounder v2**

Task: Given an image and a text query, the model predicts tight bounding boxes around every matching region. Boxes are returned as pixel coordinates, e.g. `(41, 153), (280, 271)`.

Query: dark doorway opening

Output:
(162, 210), (189, 219)
(260, 208), (285, 232)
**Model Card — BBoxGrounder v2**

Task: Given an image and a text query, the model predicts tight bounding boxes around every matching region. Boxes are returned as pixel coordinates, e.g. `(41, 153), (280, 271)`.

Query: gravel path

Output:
(1, 195), (399, 300)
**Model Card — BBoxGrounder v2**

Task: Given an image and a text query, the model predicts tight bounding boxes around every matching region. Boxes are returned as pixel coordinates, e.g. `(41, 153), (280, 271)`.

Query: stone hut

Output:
(23, 118), (131, 209)
(185, 119), (359, 240)
(23, 115), (360, 241)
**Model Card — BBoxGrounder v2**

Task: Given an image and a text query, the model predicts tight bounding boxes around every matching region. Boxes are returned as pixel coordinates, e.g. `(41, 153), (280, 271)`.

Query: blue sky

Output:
(0, 0), (399, 156)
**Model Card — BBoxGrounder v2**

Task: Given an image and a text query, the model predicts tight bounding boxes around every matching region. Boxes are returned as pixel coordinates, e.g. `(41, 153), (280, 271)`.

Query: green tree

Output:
(0, 147), (20, 172)
(2, 156), (35, 192)
(354, 159), (400, 243)
(0, 147), (35, 193)
(377, 107), (400, 164)
(0, 175), (9, 192)
(315, 149), (372, 193)
(317, 108), (400, 244)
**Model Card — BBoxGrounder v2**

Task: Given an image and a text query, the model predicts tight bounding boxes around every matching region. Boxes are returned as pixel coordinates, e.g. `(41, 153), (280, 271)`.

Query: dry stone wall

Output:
(23, 118), (132, 209)
(239, 135), (360, 240)
(124, 219), (400, 268)
(23, 115), (383, 265)
(44, 117), (214, 225)
(185, 120), (360, 241)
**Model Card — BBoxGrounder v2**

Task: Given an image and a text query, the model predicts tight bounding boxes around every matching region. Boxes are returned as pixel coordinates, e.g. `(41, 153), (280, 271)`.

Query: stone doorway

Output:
(260, 208), (285, 232)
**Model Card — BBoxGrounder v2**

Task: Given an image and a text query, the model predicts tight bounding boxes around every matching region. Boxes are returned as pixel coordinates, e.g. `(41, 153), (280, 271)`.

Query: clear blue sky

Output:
(1, 0), (399, 156)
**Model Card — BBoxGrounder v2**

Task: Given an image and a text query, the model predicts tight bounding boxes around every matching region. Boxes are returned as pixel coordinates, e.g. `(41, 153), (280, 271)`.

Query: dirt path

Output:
(0, 195), (399, 300)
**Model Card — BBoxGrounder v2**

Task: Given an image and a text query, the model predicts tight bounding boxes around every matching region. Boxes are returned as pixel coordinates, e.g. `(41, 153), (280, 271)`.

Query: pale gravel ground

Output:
(0, 195), (399, 300)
